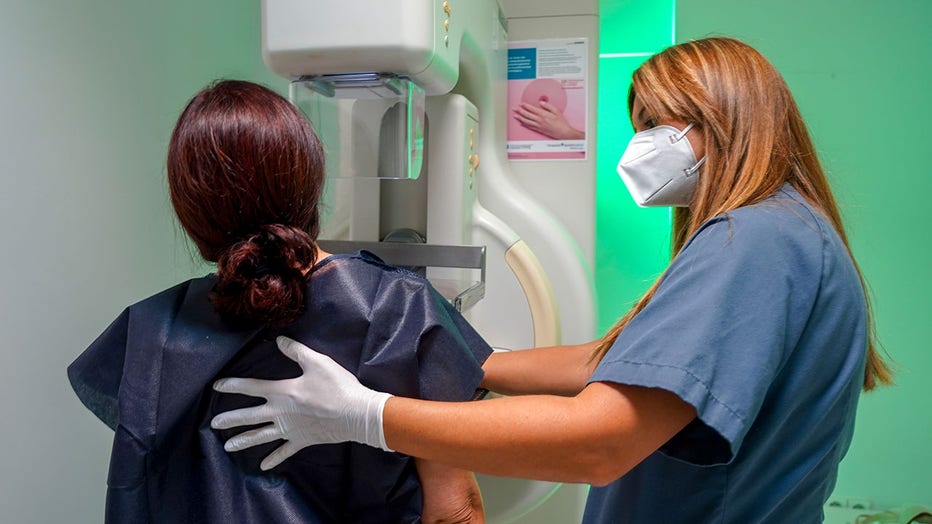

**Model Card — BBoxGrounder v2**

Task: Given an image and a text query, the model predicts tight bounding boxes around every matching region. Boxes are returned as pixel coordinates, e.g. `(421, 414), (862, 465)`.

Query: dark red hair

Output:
(167, 80), (325, 326)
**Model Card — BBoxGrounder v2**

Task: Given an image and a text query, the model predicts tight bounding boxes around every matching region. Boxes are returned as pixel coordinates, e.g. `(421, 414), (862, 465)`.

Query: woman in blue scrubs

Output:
(211, 37), (893, 522)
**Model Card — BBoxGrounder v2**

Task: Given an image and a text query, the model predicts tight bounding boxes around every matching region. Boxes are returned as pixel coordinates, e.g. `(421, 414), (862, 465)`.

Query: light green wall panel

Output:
(677, 0), (932, 509)
(0, 1), (286, 522)
(600, 0), (675, 54)
(596, 0), (675, 333)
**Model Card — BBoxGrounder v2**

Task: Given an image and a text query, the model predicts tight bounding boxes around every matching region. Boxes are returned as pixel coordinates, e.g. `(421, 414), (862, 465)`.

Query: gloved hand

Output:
(210, 336), (394, 470)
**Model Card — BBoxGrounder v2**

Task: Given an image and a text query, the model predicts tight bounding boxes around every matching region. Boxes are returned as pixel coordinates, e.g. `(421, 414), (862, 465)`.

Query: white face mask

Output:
(616, 123), (706, 207)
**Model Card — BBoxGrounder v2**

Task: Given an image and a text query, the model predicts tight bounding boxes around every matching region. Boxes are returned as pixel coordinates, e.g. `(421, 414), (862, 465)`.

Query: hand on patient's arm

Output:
(512, 101), (585, 140)
(212, 337), (696, 486)
(416, 459), (485, 524)
(211, 336), (393, 469)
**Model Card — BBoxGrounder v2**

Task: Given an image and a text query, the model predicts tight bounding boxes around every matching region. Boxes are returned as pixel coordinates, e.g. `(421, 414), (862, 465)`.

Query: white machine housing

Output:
(262, 1), (598, 522)
(263, 0), (479, 95)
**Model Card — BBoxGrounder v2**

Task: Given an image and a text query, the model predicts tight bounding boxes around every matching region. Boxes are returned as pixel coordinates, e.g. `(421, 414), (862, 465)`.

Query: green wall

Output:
(596, 0), (676, 334)
(0, 1), (284, 521)
(673, 0), (931, 508)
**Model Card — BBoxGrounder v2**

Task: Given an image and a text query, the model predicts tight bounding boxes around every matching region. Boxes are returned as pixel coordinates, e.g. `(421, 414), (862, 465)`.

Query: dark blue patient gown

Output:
(68, 251), (493, 523)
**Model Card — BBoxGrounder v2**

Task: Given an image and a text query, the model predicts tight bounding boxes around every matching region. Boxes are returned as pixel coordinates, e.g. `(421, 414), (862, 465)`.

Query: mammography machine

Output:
(261, 1), (598, 521)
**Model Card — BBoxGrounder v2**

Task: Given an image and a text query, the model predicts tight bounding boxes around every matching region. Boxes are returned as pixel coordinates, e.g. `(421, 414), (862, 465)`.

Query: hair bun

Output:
(212, 224), (316, 326)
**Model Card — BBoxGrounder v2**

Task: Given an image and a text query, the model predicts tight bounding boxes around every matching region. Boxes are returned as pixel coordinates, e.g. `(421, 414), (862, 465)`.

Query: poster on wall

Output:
(507, 38), (588, 161)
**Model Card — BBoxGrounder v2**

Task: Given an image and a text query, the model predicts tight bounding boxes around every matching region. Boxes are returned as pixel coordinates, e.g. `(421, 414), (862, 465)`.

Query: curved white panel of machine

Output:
(503, 240), (560, 347)
(468, 203), (567, 523)
(453, 6), (597, 350)
(476, 472), (563, 524)
(452, 4), (595, 522)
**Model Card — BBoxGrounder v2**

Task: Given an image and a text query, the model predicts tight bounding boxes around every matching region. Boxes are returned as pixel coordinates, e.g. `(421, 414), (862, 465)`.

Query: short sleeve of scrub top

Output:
(589, 201), (827, 465)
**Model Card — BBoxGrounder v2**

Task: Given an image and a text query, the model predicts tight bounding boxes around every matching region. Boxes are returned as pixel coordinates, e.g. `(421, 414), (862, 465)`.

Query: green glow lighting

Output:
(595, 0), (675, 333)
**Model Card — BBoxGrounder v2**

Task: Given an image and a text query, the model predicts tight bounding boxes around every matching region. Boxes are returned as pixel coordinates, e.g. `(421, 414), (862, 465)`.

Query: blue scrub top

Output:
(585, 185), (868, 523)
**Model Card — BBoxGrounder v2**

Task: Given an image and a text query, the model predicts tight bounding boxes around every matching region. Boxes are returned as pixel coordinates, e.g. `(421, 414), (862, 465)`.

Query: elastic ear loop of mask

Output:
(669, 122), (696, 144)
(670, 123), (705, 176)
(684, 156), (706, 176)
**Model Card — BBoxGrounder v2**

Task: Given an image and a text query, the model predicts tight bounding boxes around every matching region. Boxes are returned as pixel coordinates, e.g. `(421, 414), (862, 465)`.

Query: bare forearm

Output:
(416, 460), (485, 523)
(383, 383), (694, 486)
(480, 341), (599, 396)
(388, 395), (604, 484)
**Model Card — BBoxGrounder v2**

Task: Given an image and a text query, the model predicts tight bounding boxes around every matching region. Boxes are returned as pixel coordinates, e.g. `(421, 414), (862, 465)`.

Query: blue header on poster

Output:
(508, 48), (536, 80)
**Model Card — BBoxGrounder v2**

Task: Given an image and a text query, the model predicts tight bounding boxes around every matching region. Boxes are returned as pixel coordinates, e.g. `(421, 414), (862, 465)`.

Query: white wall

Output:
(0, 1), (285, 521)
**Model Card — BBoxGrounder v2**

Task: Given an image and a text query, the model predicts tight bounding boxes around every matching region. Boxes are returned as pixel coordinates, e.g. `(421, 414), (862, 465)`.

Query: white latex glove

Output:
(210, 336), (394, 470)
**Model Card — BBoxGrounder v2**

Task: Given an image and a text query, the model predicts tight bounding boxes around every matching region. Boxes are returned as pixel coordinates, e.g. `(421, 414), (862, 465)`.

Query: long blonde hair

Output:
(593, 37), (892, 390)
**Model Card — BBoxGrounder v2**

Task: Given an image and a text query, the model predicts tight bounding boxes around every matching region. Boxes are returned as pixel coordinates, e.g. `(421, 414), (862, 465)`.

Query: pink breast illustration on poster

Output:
(507, 38), (588, 160)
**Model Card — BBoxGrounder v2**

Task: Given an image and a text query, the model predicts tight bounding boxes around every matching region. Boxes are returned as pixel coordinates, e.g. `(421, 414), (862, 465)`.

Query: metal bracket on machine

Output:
(317, 240), (486, 312)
